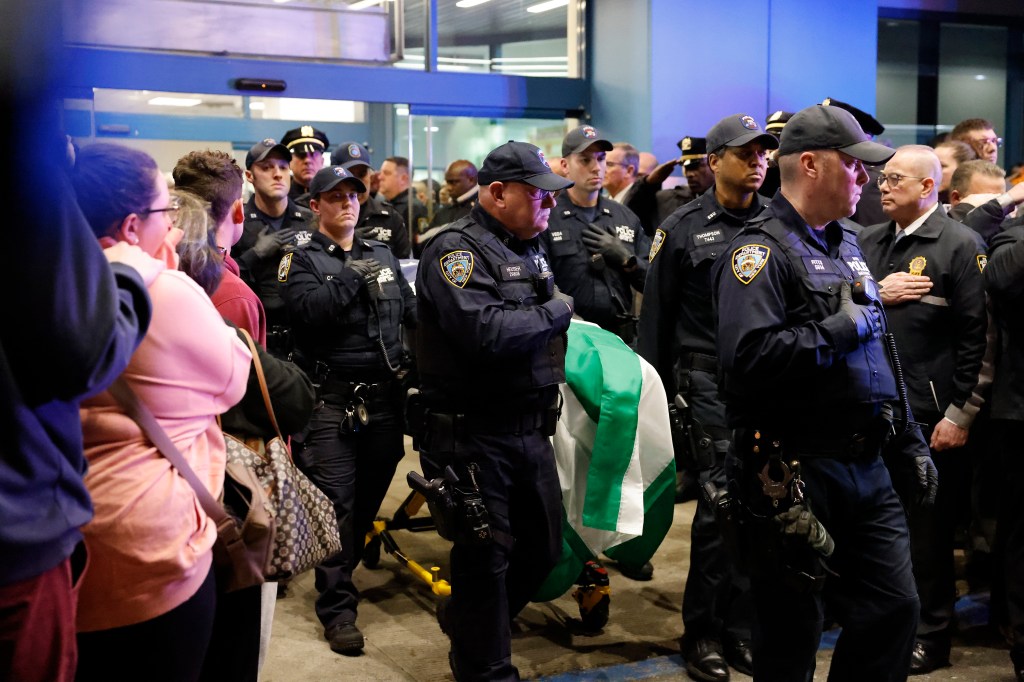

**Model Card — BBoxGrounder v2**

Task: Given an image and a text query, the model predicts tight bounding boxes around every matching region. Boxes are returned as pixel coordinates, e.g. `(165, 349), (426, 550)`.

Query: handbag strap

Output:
(108, 378), (229, 527)
(237, 328), (285, 444)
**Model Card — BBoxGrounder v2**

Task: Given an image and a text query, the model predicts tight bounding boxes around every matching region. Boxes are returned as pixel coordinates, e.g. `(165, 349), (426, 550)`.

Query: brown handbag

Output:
(109, 378), (273, 593)
(225, 329), (341, 580)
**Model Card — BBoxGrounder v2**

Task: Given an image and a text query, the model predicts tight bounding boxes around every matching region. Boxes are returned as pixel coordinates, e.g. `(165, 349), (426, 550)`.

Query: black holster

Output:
(407, 465), (492, 547)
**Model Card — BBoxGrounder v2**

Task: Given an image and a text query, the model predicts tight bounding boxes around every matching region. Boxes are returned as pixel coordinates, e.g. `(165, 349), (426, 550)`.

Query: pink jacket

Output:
(77, 267), (251, 632)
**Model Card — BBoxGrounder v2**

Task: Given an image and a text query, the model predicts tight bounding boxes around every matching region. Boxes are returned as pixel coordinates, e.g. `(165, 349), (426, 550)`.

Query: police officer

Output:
(282, 124), (330, 207)
(624, 136), (706, 238)
(415, 140), (574, 681)
(638, 113), (778, 681)
(822, 98), (888, 228)
(858, 145), (990, 675)
(712, 104), (939, 680)
(542, 125), (650, 345)
(334, 141), (411, 259)
(279, 165), (416, 656)
(759, 110), (793, 198)
(232, 138), (313, 359)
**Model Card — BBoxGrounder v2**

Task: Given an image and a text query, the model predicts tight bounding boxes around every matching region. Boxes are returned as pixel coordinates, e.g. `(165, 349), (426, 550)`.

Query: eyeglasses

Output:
(970, 136), (1003, 148)
(605, 161), (626, 168)
(876, 173), (927, 189)
(520, 185), (560, 202)
(140, 199), (181, 217)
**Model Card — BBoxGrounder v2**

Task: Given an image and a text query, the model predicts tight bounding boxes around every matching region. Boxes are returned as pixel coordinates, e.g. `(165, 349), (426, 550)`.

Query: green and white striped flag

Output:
(535, 321), (676, 601)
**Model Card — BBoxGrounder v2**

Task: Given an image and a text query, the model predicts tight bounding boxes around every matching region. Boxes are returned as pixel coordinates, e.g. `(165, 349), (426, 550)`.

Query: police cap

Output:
(281, 125), (330, 155)
(706, 114), (779, 156)
(677, 136), (708, 168)
(821, 98), (885, 136)
(308, 165), (367, 197)
(335, 141), (372, 169)
(765, 110), (794, 137)
(561, 125), (613, 157)
(245, 138), (290, 169)
(778, 104), (894, 165)
(478, 140), (574, 192)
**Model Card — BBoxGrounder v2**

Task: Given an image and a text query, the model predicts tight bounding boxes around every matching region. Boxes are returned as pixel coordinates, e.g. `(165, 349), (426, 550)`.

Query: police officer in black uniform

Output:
(279, 165), (416, 656)
(759, 110), (793, 198)
(232, 138), (313, 358)
(624, 136), (707, 238)
(541, 125), (650, 345)
(638, 113), (779, 681)
(414, 140), (574, 681)
(333, 141), (412, 259)
(712, 104), (939, 680)
(282, 124), (330, 208)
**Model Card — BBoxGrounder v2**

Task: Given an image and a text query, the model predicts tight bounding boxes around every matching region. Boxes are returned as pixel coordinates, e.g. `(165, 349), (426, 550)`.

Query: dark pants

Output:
(76, 565), (217, 682)
(295, 395), (405, 629)
(0, 545), (84, 682)
(680, 369), (752, 645)
(993, 420), (1024, 667)
(199, 582), (262, 682)
(421, 429), (562, 682)
(908, 421), (971, 652)
(731, 448), (919, 682)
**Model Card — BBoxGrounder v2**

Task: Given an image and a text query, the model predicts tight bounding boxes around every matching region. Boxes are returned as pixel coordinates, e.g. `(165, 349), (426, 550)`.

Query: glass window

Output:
(938, 23), (1007, 163)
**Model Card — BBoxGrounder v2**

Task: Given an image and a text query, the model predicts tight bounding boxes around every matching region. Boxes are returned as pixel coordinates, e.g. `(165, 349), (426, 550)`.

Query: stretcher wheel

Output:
(578, 593), (610, 632)
(363, 534), (383, 569)
(571, 560), (611, 632)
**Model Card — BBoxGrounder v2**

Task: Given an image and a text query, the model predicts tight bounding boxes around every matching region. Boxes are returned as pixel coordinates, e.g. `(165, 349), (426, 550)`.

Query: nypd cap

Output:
(335, 141), (372, 169)
(478, 140), (574, 192)
(308, 165), (367, 197)
(281, 125), (330, 155)
(561, 125), (613, 157)
(706, 114), (779, 155)
(677, 136), (708, 168)
(245, 138), (290, 169)
(765, 110), (794, 136)
(778, 104), (895, 165)
(821, 97), (885, 137)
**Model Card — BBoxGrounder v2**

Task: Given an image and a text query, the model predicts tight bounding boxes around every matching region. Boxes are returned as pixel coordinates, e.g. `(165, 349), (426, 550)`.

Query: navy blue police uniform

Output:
(416, 203), (572, 681)
(540, 195), (650, 343)
(637, 187), (766, 663)
(712, 191), (931, 680)
(355, 193), (411, 259)
(233, 196), (313, 356)
(279, 229), (416, 637)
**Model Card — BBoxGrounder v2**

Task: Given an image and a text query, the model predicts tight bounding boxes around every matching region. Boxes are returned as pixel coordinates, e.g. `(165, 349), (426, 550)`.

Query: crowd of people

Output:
(5, 98), (1024, 682)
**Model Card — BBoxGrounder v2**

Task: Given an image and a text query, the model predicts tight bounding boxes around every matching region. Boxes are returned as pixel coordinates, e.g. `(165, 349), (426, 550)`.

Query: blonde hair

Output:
(174, 190), (223, 296)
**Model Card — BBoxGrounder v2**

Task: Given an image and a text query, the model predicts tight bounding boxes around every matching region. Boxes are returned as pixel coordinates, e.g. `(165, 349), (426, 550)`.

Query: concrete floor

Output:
(261, 441), (1018, 681)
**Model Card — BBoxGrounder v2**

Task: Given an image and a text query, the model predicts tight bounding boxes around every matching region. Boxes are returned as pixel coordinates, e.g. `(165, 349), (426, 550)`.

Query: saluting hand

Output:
(878, 271), (932, 305)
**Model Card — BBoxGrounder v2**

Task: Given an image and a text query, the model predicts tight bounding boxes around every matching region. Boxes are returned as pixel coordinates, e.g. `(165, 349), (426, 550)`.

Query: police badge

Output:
(440, 250), (474, 288)
(732, 244), (770, 284)
(908, 256), (927, 276)
(650, 229), (667, 261)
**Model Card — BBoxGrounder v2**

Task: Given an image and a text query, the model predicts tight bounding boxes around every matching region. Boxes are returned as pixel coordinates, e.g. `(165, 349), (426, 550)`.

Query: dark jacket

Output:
(415, 205), (572, 413)
(624, 177), (694, 238)
(540, 194), (650, 332)
(356, 194), (412, 259)
(1, 179), (151, 585)
(858, 208), (991, 427)
(281, 231), (415, 379)
(985, 224), (1024, 420)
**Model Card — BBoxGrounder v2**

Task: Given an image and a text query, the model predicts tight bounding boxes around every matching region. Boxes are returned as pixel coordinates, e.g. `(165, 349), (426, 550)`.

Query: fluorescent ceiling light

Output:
(147, 96), (202, 107)
(974, 74), (987, 80)
(350, 0), (385, 9)
(396, 106), (410, 116)
(424, 126), (440, 132)
(526, 0), (568, 13)
(455, 0), (491, 6)
(249, 102), (266, 110)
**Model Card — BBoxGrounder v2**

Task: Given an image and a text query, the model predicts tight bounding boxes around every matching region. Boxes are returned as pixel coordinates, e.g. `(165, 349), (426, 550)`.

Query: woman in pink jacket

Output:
(71, 143), (252, 681)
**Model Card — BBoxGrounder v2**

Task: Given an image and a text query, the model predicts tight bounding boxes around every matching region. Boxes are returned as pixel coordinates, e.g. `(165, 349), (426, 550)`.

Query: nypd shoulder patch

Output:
(440, 250), (474, 288)
(732, 244), (770, 285)
(278, 252), (293, 282)
(650, 229), (667, 261)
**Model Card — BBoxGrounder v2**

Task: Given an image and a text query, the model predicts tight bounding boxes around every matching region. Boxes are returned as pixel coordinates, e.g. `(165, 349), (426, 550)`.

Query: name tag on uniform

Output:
(499, 263), (530, 281)
(802, 256), (830, 273)
(615, 225), (635, 243)
(693, 229), (725, 246)
(844, 256), (871, 276)
(550, 230), (566, 242)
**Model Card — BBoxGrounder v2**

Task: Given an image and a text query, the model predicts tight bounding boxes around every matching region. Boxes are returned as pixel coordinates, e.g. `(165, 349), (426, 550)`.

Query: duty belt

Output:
(320, 378), (394, 400)
(682, 352), (718, 374)
(427, 406), (560, 436)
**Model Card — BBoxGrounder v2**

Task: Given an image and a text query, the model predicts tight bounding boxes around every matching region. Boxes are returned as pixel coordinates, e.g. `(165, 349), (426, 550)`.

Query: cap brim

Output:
(565, 139), (614, 156)
(290, 142), (325, 155)
(314, 176), (367, 196)
(721, 131), (780, 151)
(341, 159), (372, 171)
(838, 139), (895, 165)
(522, 172), (574, 192)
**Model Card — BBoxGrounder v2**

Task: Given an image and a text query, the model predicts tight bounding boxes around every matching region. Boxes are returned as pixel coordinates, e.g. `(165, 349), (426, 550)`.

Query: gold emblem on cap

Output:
(908, 256), (927, 276)
(681, 138), (693, 151)
(301, 125), (314, 138)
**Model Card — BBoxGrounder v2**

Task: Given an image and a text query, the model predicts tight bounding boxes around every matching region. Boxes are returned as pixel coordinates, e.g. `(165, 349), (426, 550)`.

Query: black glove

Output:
(774, 503), (835, 557)
(581, 224), (636, 271)
(355, 225), (379, 241)
(910, 454), (939, 507)
(552, 285), (574, 314)
(346, 258), (383, 283)
(252, 227), (297, 259)
(838, 281), (882, 342)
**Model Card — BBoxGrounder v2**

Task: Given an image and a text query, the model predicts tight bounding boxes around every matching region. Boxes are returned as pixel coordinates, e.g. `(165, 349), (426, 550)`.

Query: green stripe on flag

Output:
(603, 460), (676, 566)
(564, 325), (642, 532)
